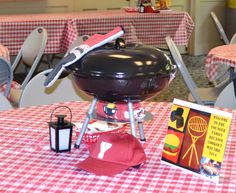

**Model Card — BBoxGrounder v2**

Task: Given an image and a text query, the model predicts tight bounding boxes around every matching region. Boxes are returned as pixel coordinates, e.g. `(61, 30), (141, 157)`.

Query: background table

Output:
(0, 101), (235, 192)
(205, 44), (236, 82)
(0, 10), (194, 55)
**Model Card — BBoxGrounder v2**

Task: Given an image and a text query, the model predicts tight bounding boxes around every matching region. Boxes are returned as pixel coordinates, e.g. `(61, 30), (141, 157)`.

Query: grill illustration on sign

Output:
(182, 116), (208, 166)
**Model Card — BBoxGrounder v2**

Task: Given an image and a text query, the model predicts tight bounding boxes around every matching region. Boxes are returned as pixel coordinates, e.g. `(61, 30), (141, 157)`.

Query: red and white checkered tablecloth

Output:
(72, 10), (194, 48)
(0, 101), (235, 192)
(0, 13), (77, 55)
(205, 44), (236, 82)
(0, 10), (194, 55)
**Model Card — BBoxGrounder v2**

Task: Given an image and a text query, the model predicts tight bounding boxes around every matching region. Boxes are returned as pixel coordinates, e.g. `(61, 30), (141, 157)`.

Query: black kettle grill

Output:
(65, 39), (176, 147)
(67, 39), (174, 102)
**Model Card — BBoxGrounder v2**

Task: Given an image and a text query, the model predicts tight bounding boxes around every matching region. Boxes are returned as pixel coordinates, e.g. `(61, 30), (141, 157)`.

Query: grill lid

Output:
(67, 40), (174, 79)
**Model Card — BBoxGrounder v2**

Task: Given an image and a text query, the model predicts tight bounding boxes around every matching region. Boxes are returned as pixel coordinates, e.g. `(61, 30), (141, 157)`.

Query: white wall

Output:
(0, 0), (226, 55)
(0, 0), (74, 14)
(189, 0), (226, 55)
(0, 0), (189, 14)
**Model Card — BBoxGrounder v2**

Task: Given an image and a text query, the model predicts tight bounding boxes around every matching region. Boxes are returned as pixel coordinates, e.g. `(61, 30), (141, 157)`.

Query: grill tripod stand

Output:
(74, 97), (151, 148)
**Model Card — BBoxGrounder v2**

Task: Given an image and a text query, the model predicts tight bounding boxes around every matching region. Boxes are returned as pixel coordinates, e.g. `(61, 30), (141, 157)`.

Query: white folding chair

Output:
(214, 81), (236, 109)
(47, 34), (90, 65)
(0, 57), (13, 97)
(210, 11), (230, 45)
(230, 33), (236, 44)
(67, 35), (90, 53)
(10, 27), (48, 105)
(19, 69), (92, 108)
(12, 27), (48, 89)
(0, 92), (13, 111)
(210, 11), (236, 88)
(165, 36), (223, 105)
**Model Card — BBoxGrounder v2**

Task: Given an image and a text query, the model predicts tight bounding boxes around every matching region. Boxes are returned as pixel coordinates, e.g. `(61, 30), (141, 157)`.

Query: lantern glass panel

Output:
(50, 127), (56, 149)
(59, 129), (71, 150)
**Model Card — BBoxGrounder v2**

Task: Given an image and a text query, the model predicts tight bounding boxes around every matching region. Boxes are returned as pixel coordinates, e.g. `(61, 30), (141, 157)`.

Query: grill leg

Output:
(74, 98), (98, 148)
(127, 100), (146, 141)
(127, 100), (136, 137)
(138, 121), (146, 141)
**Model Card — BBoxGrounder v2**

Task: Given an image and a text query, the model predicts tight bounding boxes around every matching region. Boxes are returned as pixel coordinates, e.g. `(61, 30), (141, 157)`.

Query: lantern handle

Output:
(50, 105), (73, 123)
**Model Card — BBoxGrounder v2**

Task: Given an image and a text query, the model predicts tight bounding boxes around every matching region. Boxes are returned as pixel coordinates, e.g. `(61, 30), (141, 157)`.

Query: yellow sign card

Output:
(202, 114), (231, 162)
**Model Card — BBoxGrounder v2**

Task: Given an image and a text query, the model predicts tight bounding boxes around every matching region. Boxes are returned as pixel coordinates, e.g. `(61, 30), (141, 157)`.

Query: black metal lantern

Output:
(48, 106), (74, 153)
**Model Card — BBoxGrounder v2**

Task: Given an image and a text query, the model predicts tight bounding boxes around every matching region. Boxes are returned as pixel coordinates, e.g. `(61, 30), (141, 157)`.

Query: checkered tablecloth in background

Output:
(0, 13), (77, 55)
(0, 101), (235, 192)
(0, 10), (194, 55)
(205, 44), (236, 82)
(72, 10), (194, 48)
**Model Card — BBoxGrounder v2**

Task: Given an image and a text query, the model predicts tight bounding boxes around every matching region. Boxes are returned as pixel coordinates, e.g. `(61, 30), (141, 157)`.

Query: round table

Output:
(205, 44), (236, 82)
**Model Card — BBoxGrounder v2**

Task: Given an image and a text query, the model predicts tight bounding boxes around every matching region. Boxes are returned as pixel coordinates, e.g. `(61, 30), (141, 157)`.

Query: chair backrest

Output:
(210, 11), (230, 45)
(12, 27), (48, 89)
(165, 36), (204, 105)
(0, 57), (13, 97)
(214, 81), (236, 109)
(19, 69), (92, 108)
(0, 92), (13, 110)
